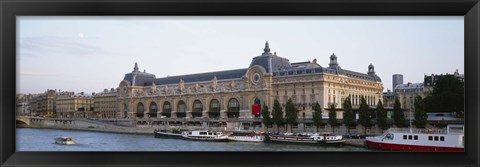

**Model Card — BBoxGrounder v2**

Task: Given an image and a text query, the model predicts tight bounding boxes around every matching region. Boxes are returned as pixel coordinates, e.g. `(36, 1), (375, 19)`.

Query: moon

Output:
(78, 33), (84, 38)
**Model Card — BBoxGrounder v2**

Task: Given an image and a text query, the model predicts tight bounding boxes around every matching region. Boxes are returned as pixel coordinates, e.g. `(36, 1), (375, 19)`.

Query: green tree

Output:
(328, 103), (337, 133)
(285, 98), (298, 133)
(271, 99), (284, 133)
(261, 103), (273, 128)
(312, 102), (323, 132)
(376, 100), (388, 130)
(393, 98), (405, 127)
(424, 75), (464, 117)
(358, 96), (371, 135)
(414, 95), (428, 128)
(342, 96), (355, 131)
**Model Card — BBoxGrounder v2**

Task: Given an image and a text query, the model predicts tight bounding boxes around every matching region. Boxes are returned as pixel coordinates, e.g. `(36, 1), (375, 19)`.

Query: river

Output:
(16, 128), (370, 151)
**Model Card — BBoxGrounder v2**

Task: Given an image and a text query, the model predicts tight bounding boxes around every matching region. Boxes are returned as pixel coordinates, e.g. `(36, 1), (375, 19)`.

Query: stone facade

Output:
(30, 89), (58, 116)
(56, 92), (94, 118)
(94, 88), (119, 119)
(117, 42), (384, 127)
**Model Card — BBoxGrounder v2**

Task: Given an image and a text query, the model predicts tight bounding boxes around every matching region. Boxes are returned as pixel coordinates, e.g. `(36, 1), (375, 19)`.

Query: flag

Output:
(252, 104), (261, 115)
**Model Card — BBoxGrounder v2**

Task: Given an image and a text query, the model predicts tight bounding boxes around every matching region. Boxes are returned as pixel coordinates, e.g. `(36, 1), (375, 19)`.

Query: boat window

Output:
(414, 135), (418, 140)
(403, 135), (407, 140)
(200, 132), (207, 135)
(440, 136), (445, 141)
(385, 133), (393, 140)
(434, 136), (439, 141)
(428, 136), (433, 141)
(408, 135), (412, 140)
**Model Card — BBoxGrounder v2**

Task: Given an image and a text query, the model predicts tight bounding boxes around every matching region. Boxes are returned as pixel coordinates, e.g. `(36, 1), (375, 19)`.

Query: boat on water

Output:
(154, 129), (185, 139)
(366, 124), (464, 151)
(267, 132), (345, 145)
(227, 131), (265, 142)
(54, 137), (75, 145)
(181, 130), (229, 141)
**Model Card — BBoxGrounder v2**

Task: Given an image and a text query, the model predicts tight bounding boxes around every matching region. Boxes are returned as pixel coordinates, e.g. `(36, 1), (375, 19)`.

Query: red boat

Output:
(366, 124), (464, 151)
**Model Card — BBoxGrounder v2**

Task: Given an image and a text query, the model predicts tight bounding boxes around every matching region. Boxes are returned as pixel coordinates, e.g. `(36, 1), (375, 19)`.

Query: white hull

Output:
(227, 136), (264, 142)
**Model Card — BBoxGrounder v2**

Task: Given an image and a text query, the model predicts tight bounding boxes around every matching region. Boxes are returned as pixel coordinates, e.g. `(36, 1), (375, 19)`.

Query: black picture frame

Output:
(1, 0), (479, 167)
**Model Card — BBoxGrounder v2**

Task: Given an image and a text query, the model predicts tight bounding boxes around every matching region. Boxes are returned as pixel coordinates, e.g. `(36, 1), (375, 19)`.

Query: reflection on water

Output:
(16, 128), (369, 151)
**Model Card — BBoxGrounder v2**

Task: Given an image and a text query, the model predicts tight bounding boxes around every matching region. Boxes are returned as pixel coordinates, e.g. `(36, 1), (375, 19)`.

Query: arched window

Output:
(162, 101), (171, 118)
(227, 98), (240, 118)
(136, 102), (144, 118)
(192, 100), (203, 118)
(149, 102), (157, 118)
(177, 100), (186, 118)
(209, 99), (220, 119)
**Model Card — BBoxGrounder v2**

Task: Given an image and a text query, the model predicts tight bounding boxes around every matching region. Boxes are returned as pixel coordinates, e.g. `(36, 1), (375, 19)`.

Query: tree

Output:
(342, 96), (355, 131)
(376, 100), (388, 130)
(285, 98), (298, 133)
(271, 99), (284, 133)
(312, 102), (323, 132)
(358, 96), (371, 135)
(424, 75), (464, 117)
(414, 95), (428, 128)
(328, 103), (337, 133)
(393, 97), (405, 127)
(261, 102), (273, 128)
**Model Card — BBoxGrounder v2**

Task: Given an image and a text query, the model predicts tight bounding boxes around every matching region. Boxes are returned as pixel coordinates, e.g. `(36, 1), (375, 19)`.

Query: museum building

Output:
(117, 42), (384, 125)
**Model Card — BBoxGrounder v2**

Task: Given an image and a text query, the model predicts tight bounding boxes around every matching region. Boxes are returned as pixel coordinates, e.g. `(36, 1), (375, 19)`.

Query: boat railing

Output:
(386, 128), (448, 134)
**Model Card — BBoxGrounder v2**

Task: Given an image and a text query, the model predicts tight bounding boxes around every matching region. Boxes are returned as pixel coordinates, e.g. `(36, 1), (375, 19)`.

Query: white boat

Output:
(181, 130), (229, 141)
(54, 137), (75, 145)
(366, 124), (464, 151)
(267, 132), (345, 145)
(227, 131), (265, 142)
(316, 132), (346, 144)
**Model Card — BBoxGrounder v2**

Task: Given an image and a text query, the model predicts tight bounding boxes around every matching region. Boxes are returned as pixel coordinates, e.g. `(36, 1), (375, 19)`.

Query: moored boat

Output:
(267, 132), (345, 145)
(365, 124), (464, 151)
(154, 129), (185, 139)
(181, 130), (229, 141)
(54, 137), (75, 145)
(227, 131), (265, 142)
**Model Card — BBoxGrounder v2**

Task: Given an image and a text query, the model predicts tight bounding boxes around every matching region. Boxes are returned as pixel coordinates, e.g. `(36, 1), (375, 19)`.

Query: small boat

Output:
(54, 137), (75, 145)
(267, 132), (319, 144)
(227, 131), (265, 142)
(154, 129), (185, 139)
(181, 130), (229, 141)
(316, 132), (346, 145)
(366, 124), (464, 151)
(267, 132), (345, 145)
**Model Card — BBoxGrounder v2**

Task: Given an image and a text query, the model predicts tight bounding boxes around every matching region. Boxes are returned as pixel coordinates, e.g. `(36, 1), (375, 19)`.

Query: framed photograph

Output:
(1, 0), (479, 167)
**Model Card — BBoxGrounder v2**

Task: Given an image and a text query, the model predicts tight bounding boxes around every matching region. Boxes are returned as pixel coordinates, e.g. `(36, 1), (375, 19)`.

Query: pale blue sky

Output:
(17, 16), (464, 94)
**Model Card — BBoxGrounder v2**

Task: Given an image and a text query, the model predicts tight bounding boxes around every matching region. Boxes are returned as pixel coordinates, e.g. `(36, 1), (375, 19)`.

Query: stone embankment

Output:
(344, 139), (367, 148)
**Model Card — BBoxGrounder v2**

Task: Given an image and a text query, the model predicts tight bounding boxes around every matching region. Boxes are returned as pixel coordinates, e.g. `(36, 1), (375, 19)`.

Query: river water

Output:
(16, 128), (370, 151)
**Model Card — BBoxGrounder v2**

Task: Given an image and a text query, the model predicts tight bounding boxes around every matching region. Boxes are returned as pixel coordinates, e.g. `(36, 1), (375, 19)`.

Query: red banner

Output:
(251, 104), (261, 115)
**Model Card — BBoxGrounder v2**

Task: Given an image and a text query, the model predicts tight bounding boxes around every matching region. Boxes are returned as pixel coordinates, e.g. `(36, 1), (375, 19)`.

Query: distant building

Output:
(395, 82), (426, 114)
(56, 92), (94, 118)
(382, 90), (395, 108)
(94, 88), (119, 119)
(424, 69), (464, 93)
(30, 89), (58, 116)
(16, 94), (33, 116)
(392, 74), (403, 92)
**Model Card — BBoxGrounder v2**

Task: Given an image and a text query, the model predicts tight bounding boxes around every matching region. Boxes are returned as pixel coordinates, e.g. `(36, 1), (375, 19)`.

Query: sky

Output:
(16, 16), (464, 94)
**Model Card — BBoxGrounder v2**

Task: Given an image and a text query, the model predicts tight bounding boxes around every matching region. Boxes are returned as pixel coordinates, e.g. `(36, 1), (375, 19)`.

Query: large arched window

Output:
(192, 100), (203, 118)
(177, 100), (186, 118)
(149, 102), (157, 118)
(162, 101), (171, 118)
(227, 98), (240, 118)
(136, 102), (144, 118)
(209, 99), (220, 119)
